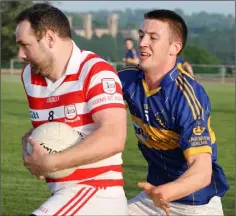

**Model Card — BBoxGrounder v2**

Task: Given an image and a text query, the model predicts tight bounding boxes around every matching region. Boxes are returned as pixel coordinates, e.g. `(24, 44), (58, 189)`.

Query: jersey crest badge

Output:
(102, 78), (116, 94)
(193, 126), (205, 136)
(64, 104), (77, 120)
(193, 119), (205, 135)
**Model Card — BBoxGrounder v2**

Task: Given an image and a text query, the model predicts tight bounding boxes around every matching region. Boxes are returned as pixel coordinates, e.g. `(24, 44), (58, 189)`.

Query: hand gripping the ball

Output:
(24, 136), (54, 179)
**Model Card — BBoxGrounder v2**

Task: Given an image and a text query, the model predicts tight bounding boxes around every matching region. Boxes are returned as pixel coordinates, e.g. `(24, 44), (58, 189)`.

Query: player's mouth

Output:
(140, 52), (151, 60)
(23, 60), (30, 64)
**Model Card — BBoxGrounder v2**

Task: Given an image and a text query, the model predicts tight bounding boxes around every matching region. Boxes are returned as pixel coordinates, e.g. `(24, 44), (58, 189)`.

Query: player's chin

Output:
(31, 65), (40, 75)
(139, 61), (150, 71)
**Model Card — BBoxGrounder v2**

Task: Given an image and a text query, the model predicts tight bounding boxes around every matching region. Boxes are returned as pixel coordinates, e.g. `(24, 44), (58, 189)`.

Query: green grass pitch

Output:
(1, 76), (235, 215)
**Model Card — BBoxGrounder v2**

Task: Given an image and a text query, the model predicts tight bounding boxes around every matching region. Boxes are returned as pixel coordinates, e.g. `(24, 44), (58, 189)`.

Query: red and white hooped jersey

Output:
(21, 41), (126, 192)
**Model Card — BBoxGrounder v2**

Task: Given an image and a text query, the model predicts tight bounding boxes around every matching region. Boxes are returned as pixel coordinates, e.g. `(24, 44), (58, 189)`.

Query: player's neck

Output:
(47, 41), (73, 83)
(144, 61), (176, 90)
(144, 74), (161, 90)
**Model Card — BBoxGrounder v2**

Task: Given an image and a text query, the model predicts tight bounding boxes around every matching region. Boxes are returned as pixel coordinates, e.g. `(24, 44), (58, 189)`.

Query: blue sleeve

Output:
(175, 82), (215, 158)
(118, 70), (127, 90)
(118, 67), (140, 100)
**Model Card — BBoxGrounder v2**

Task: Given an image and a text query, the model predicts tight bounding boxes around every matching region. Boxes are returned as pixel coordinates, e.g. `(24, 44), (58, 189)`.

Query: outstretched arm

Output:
(139, 152), (211, 198)
(138, 153), (211, 215)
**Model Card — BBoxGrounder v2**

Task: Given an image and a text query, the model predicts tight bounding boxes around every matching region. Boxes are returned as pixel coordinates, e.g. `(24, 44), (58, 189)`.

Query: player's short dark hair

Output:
(125, 38), (133, 43)
(144, 9), (188, 54)
(15, 3), (71, 40)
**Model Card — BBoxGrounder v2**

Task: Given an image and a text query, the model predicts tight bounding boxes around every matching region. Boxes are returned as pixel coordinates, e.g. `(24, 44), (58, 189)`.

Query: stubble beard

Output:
(31, 55), (54, 77)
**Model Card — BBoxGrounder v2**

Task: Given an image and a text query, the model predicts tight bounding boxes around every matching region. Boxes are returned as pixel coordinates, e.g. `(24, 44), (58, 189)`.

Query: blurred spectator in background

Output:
(177, 56), (194, 77)
(123, 38), (139, 66)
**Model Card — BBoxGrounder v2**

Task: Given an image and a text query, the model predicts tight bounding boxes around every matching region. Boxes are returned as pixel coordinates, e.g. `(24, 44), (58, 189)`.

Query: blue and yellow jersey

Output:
(118, 64), (229, 205)
(176, 56), (184, 67)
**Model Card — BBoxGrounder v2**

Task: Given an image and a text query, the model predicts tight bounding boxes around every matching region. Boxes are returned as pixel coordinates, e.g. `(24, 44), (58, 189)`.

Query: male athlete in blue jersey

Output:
(119, 9), (229, 216)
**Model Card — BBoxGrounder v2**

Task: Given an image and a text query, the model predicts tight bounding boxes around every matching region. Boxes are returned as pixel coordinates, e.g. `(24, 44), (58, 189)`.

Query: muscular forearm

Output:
(51, 124), (126, 171)
(159, 155), (212, 202)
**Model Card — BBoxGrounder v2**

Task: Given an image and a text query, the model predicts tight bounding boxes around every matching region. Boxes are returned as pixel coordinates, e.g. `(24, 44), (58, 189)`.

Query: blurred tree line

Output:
(66, 8), (234, 65)
(1, 1), (234, 66)
(1, 1), (33, 64)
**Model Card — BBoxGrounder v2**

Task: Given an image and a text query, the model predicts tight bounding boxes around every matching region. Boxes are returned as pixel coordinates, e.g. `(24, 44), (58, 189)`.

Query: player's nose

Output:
(18, 47), (27, 60)
(139, 35), (149, 47)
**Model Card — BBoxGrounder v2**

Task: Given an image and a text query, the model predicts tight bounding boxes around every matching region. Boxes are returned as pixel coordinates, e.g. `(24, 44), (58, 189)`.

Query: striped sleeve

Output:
(175, 75), (215, 158)
(83, 60), (125, 114)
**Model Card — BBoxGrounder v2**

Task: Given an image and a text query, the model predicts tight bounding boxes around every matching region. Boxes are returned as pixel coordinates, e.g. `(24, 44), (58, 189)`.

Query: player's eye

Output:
(139, 35), (144, 39)
(21, 43), (30, 47)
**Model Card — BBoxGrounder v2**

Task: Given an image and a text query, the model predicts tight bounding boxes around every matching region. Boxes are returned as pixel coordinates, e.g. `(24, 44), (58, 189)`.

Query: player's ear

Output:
(45, 30), (56, 49)
(170, 41), (182, 56)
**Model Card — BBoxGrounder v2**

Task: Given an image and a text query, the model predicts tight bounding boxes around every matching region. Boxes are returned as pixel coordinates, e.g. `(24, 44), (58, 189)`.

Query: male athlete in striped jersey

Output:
(118, 10), (229, 216)
(16, 3), (128, 216)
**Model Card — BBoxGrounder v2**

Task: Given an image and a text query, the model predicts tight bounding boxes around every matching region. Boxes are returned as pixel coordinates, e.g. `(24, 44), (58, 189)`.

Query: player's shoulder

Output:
(174, 68), (209, 104)
(177, 64), (195, 82)
(21, 64), (31, 77)
(81, 50), (116, 74)
(81, 49), (109, 65)
(118, 65), (141, 79)
(118, 65), (142, 88)
(81, 50), (106, 64)
(22, 64), (31, 73)
(21, 64), (32, 84)
(118, 65), (140, 73)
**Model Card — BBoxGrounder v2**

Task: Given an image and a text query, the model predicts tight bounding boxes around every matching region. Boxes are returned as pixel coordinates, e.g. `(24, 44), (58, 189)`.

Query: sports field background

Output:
(1, 75), (235, 215)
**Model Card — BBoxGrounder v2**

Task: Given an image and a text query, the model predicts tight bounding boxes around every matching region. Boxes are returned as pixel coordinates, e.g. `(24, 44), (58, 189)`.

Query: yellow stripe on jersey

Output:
(177, 64), (194, 80)
(184, 146), (212, 158)
(142, 79), (162, 97)
(177, 75), (203, 119)
(131, 115), (180, 150)
(177, 64), (202, 120)
(176, 78), (197, 120)
(177, 76), (201, 117)
(208, 116), (216, 144)
(180, 74), (203, 118)
(177, 62), (183, 68)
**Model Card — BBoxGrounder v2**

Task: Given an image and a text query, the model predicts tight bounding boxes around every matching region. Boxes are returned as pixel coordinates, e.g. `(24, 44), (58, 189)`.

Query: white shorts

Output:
(128, 191), (224, 216)
(31, 184), (128, 215)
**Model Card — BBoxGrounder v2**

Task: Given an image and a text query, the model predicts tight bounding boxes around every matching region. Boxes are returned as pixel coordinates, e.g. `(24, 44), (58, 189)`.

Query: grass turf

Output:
(1, 76), (235, 215)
